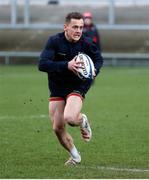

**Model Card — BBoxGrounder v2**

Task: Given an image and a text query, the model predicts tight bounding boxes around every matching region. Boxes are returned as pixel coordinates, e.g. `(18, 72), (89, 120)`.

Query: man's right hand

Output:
(68, 56), (82, 74)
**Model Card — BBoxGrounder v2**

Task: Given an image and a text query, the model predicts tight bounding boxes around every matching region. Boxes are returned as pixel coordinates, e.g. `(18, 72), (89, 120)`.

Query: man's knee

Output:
(53, 124), (64, 135)
(64, 113), (76, 126)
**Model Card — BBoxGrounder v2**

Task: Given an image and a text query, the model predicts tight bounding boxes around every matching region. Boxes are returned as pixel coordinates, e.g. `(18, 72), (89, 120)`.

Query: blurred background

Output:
(0, 0), (149, 65)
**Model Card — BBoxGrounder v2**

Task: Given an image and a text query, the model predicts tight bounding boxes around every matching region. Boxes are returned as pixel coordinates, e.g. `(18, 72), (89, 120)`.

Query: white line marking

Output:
(0, 114), (48, 120)
(80, 165), (149, 173)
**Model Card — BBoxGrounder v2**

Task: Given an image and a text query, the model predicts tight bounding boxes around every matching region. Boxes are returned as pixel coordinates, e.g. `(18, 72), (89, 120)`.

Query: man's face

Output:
(64, 18), (84, 42)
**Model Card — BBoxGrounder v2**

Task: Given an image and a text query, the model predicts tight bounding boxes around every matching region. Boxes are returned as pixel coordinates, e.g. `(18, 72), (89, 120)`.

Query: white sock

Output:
(70, 146), (80, 159)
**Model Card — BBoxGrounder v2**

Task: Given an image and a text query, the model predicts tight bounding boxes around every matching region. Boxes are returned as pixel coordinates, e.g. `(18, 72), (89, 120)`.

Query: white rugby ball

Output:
(75, 53), (95, 80)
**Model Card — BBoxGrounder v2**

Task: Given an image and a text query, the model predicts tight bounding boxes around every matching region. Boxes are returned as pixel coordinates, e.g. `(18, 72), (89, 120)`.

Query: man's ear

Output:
(64, 24), (67, 31)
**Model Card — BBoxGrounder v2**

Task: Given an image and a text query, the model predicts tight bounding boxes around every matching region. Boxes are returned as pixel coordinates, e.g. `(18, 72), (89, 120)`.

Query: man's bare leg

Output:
(49, 100), (81, 164)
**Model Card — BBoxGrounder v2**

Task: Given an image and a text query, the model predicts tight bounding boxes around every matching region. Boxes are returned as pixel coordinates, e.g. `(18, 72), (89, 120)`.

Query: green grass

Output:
(0, 65), (149, 178)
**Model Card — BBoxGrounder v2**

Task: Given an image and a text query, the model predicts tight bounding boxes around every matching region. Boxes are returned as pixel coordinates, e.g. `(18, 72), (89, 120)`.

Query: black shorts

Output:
(48, 77), (93, 101)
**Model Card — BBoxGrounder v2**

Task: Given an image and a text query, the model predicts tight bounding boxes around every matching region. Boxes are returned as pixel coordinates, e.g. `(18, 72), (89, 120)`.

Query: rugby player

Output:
(38, 12), (103, 165)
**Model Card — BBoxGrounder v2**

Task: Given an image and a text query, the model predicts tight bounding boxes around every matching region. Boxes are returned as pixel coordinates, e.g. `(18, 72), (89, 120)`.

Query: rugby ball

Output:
(75, 53), (95, 80)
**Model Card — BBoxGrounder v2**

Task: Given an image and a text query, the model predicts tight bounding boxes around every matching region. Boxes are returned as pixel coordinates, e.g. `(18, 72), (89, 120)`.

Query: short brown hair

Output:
(65, 12), (83, 23)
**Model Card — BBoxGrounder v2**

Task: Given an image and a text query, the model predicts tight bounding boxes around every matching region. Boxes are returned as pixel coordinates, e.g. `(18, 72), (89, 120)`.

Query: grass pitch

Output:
(0, 65), (149, 178)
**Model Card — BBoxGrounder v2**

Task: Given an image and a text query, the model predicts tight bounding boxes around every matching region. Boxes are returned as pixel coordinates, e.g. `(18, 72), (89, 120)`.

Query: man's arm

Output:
(87, 42), (104, 76)
(38, 37), (68, 73)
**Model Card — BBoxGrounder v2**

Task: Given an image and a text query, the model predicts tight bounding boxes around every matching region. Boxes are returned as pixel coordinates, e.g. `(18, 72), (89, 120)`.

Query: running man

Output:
(38, 12), (103, 165)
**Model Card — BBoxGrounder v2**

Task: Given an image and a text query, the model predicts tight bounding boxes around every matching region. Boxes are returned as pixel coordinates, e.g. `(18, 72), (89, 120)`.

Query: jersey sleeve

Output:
(86, 40), (104, 76)
(38, 36), (68, 73)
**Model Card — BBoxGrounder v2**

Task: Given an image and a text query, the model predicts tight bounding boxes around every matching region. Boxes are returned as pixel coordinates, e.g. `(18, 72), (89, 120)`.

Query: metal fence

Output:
(0, 51), (149, 66)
